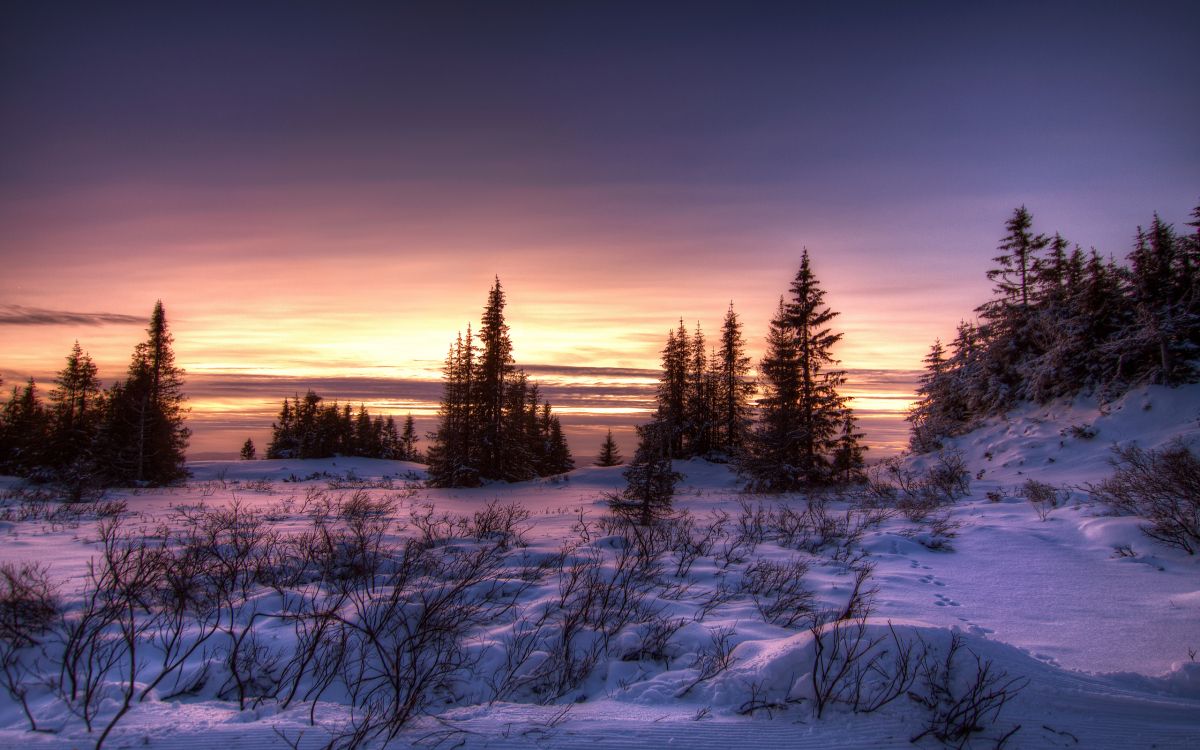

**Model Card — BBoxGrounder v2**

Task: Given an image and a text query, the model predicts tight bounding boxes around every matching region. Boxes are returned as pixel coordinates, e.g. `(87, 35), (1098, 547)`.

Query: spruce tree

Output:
(831, 410), (867, 483)
(0, 379), (47, 475)
(657, 320), (690, 458)
(685, 321), (715, 456)
(48, 340), (103, 468)
(544, 412), (574, 475)
(427, 281), (573, 486)
(105, 301), (190, 485)
(1124, 215), (1194, 384)
(595, 429), (622, 466)
(240, 438), (256, 460)
(399, 414), (419, 461)
(741, 251), (857, 490)
(611, 421), (680, 526)
(715, 302), (754, 455)
(47, 343), (105, 496)
(427, 328), (480, 486)
(477, 278), (514, 477)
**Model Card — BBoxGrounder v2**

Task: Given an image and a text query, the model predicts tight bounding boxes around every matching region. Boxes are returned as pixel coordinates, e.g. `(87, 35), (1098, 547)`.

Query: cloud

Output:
(0, 305), (143, 326)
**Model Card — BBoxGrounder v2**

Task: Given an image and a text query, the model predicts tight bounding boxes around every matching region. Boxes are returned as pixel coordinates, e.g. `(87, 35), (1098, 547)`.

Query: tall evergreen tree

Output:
(427, 327), (480, 486)
(656, 320), (690, 458)
(399, 414), (419, 461)
(0, 379), (47, 475)
(714, 302), (754, 455)
(47, 343), (105, 496)
(741, 251), (858, 490)
(427, 280), (571, 486)
(685, 321), (715, 456)
(105, 301), (189, 485)
(477, 278), (514, 477)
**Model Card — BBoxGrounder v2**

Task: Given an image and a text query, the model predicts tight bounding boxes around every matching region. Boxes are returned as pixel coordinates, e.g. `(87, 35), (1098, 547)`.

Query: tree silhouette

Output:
(595, 429), (622, 466)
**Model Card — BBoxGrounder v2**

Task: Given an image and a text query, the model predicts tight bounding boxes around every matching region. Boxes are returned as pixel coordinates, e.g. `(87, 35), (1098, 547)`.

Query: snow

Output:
(2, 384), (1199, 748)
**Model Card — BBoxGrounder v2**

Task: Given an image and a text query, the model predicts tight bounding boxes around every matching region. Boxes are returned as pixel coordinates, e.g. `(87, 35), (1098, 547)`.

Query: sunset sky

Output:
(2, 1), (1197, 457)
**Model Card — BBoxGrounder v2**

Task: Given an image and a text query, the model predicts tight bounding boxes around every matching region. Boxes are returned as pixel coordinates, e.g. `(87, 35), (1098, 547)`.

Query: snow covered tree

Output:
(595, 429), (622, 466)
(1118, 215), (1197, 385)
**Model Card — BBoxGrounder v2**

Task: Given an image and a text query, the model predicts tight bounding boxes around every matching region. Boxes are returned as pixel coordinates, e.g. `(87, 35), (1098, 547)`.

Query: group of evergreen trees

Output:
(909, 204), (1200, 452)
(426, 278), (574, 486)
(617, 251), (866, 522)
(264, 392), (420, 461)
(649, 304), (757, 461)
(739, 251), (865, 490)
(0, 302), (190, 492)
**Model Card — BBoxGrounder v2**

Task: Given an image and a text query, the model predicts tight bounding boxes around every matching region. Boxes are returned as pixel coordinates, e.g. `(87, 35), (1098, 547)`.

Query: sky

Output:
(1, 1), (1198, 458)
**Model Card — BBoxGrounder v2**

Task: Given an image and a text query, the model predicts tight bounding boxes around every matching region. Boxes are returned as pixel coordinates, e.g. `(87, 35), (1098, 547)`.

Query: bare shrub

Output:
(623, 616), (687, 663)
(867, 451), (972, 521)
(409, 503), (466, 548)
(0, 562), (58, 731)
(468, 500), (532, 549)
(336, 541), (508, 747)
(733, 498), (770, 550)
(1018, 479), (1067, 522)
(741, 558), (815, 628)
(667, 509), (726, 578)
(1090, 440), (1200, 554)
(909, 633), (1027, 748)
(676, 625), (737, 697)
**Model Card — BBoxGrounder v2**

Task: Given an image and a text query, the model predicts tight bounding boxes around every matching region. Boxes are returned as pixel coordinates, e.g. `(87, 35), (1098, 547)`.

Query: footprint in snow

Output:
(934, 593), (961, 607)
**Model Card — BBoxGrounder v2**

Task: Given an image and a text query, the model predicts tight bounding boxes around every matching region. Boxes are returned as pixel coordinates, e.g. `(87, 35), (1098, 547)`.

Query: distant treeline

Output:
(909, 203), (1200, 452)
(265, 392), (421, 462)
(0, 301), (189, 493)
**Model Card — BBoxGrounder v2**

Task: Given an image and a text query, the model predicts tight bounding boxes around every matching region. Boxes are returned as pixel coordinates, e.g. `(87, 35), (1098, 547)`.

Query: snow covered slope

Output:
(0, 385), (1197, 749)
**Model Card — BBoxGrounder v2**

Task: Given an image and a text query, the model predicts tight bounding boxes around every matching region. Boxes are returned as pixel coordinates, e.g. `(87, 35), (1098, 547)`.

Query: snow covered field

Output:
(1, 385), (1198, 749)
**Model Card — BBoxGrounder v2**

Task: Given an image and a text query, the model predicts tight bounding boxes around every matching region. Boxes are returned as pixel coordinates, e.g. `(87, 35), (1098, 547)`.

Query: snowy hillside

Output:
(1, 386), (1198, 749)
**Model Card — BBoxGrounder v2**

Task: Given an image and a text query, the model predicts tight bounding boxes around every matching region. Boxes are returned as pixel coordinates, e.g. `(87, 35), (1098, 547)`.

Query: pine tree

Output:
(1122, 215), (1194, 384)
(595, 429), (622, 466)
(714, 302), (754, 455)
(544, 412), (574, 475)
(240, 438), (256, 460)
(830, 410), (867, 483)
(685, 321), (715, 456)
(427, 327), (480, 486)
(399, 414), (419, 461)
(986, 206), (1048, 310)
(0, 379), (47, 475)
(477, 278), (514, 478)
(656, 320), (690, 458)
(105, 301), (190, 485)
(47, 340), (103, 468)
(611, 421), (680, 526)
(741, 251), (857, 490)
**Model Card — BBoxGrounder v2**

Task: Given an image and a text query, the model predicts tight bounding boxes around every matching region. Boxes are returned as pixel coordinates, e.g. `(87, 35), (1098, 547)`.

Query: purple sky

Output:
(1, 1), (1197, 458)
